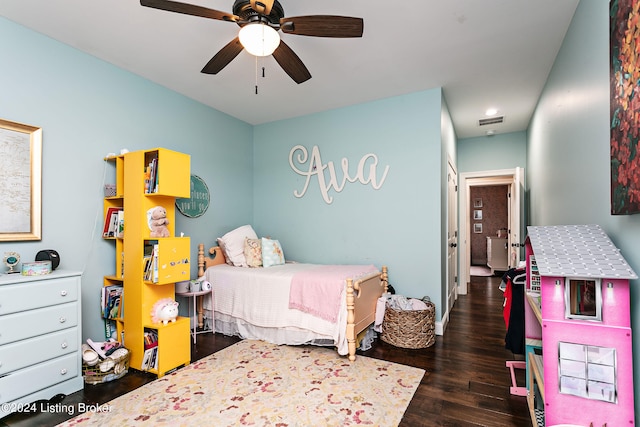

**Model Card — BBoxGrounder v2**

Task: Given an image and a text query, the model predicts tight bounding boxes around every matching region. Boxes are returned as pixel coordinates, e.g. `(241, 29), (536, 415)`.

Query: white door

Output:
(508, 167), (525, 267)
(447, 161), (458, 317)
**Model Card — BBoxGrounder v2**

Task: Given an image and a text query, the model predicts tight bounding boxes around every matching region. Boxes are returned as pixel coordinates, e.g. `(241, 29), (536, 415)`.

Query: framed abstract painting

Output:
(610, 0), (640, 214)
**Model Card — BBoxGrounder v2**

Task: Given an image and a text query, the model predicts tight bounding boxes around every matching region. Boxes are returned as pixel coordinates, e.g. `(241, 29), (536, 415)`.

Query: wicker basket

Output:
(380, 300), (436, 349)
(82, 350), (130, 385)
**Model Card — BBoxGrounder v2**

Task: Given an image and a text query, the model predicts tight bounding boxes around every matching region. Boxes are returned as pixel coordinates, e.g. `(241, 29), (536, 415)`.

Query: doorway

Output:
(458, 168), (524, 295)
(469, 184), (509, 275)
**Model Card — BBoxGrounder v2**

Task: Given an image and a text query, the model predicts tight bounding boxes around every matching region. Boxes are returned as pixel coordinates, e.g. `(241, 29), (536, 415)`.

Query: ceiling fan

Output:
(140, 0), (364, 84)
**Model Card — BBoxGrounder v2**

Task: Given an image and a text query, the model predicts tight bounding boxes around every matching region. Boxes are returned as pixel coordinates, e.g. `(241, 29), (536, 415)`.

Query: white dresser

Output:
(0, 270), (83, 417)
(486, 237), (509, 274)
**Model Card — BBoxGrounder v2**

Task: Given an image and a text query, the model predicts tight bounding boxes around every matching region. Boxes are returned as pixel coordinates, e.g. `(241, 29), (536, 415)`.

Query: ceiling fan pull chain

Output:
(255, 56), (259, 94)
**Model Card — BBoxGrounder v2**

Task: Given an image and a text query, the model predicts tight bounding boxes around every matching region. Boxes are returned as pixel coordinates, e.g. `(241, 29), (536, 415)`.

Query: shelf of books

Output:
(103, 148), (191, 378)
(103, 155), (125, 344)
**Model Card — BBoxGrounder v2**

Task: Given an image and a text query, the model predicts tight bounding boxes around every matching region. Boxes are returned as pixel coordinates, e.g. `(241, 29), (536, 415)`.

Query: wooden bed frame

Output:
(197, 243), (388, 361)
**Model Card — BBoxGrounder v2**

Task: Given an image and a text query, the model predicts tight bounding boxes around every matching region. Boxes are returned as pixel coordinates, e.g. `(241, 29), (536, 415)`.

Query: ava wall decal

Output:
(289, 145), (389, 204)
(176, 175), (210, 218)
(610, 0), (640, 215)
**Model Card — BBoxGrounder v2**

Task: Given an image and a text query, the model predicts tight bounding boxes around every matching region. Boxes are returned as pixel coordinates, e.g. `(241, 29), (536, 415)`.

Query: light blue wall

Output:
(253, 89), (450, 318)
(0, 17), (254, 342)
(528, 0), (640, 418)
(457, 131), (527, 174)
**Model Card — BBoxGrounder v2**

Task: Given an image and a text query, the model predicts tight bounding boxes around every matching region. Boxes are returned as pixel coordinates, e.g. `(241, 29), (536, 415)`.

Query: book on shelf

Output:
(102, 207), (123, 237)
(141, 329), (159, 370)
(104, 319), (117, 340)
(116, 210), (124, 238)
(102, 284), (123, 319)
(143, 242), (159, 283)
(145, 157), (159, 194)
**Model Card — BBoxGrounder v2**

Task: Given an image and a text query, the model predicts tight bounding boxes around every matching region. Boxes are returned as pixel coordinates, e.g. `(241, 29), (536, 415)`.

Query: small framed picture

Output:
(473, 198), (483, 208)
(474, 210), (483, 220)
(474, 223), (483, 233)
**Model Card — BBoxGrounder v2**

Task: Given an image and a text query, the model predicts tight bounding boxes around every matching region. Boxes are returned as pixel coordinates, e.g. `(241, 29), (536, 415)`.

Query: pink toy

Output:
(524, 225), (637, 427)
(151, 298), (179, 325)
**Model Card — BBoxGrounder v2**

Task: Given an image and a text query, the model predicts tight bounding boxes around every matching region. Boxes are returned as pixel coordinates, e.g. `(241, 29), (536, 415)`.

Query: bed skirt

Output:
(203, 309), (377, 353)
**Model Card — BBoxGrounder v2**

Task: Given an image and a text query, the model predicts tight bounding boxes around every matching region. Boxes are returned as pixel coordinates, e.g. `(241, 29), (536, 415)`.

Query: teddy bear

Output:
(147, 206), (170, 238)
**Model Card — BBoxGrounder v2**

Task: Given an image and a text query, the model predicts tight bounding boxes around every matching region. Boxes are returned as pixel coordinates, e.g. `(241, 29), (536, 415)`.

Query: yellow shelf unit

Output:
(104, 148), (191, 377)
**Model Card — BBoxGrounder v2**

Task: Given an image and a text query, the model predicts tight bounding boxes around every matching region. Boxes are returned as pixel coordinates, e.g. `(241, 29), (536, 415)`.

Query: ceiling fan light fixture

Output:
(239, 23), (280, 57)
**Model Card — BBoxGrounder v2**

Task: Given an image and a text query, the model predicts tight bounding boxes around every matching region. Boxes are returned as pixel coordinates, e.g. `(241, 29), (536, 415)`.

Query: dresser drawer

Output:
(0, 303), (78, 345)
(0, 328), (79, 375)
(0, 353), (79, 404)
(0, 276), (79, 315)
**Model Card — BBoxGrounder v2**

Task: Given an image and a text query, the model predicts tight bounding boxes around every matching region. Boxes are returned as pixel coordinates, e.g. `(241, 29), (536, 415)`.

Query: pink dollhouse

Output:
(524, 224), (636, 427)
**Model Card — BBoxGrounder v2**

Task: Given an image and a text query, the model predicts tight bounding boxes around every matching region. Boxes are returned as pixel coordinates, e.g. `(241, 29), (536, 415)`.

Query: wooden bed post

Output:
(198, 243), (205, 278)
(381, 265), (388, 293)
(346, 278), (356, 362)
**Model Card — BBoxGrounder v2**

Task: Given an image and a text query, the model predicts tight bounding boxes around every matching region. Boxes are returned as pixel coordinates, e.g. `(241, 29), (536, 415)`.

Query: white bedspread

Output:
(202, 263), (351, 354)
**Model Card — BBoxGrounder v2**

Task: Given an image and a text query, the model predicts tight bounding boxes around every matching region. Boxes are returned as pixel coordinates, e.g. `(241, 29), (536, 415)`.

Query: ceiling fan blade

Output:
(250, 0), (274, 15)
(272, 40), (311, 84)
(201, 37), (244, 74)
(140, 0), (238, 22)
(280, 15), (364, 38)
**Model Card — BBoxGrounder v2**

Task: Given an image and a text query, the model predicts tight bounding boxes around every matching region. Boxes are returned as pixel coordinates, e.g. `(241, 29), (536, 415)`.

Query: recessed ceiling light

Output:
(485, 108), (498, 116)
(486, 130), (496, 136)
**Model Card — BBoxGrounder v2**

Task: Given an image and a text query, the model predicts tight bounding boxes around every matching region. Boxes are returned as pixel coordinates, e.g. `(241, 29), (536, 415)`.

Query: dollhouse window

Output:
(558, 342), (617, 403)
(564, 277), (602, 321)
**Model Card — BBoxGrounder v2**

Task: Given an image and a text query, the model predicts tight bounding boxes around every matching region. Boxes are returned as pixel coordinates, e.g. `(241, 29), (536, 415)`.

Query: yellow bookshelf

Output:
(104, 148), (191, 377)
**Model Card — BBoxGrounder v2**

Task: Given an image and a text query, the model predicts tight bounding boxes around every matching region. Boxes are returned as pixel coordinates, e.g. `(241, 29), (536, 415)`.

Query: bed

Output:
(196, 243), (388, 361)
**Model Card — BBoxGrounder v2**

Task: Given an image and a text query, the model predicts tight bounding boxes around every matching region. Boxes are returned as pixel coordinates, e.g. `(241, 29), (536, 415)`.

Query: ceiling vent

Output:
(478, 116), (505, 127)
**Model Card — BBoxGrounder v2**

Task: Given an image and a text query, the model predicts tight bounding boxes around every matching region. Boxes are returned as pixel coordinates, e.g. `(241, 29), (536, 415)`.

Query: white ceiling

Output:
(0, 0), (579, 139)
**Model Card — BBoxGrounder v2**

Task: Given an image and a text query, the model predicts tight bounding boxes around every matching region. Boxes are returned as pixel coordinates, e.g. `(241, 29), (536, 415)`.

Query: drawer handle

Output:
(61, 341), (68, 349)
(60, 368), (68, 375)
(60, 290), (68, 297)
(59, 317), (67, 323)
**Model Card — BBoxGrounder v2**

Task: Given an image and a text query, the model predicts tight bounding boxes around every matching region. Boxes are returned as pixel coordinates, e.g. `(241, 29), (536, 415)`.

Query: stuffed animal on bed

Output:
(147, 206), (170, 238)
(151, 298), (179, 325)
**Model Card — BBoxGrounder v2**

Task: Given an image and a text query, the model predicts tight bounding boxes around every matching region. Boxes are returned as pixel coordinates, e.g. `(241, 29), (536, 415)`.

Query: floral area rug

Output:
(58, 340), (424, 427)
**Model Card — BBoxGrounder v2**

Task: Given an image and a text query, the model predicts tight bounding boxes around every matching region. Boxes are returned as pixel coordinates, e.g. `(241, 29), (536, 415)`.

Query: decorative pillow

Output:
(244, 238), (263, 268)
(217, 225), (258, 267)
(262, 237), (285, 267)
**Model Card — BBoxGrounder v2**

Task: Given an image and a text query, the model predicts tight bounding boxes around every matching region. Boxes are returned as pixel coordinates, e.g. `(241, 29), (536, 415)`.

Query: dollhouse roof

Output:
(526, 224), (637, 279)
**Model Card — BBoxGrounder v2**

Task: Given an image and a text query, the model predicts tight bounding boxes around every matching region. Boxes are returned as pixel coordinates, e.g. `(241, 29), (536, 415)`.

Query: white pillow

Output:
(217, 225), (258, 267)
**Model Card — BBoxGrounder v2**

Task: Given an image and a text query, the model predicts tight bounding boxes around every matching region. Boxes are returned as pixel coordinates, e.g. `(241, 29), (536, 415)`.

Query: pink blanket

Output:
(289, 265), (378, 323)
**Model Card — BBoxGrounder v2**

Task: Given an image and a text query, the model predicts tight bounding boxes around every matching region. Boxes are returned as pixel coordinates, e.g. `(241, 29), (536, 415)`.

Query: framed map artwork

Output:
(0, 119), (42, 241)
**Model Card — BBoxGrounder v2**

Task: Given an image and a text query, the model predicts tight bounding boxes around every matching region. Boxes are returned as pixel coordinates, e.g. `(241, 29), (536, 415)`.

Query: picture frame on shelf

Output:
(0, 118), (42, 241)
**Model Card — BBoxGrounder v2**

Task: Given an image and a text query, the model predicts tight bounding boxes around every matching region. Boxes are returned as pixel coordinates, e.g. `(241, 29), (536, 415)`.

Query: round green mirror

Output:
(176, 175), (210, 218)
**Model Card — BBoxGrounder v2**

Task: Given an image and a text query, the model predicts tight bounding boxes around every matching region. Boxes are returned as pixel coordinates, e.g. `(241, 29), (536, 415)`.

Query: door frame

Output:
(444, 157), (458, 332)
(458, 168), (523, 295)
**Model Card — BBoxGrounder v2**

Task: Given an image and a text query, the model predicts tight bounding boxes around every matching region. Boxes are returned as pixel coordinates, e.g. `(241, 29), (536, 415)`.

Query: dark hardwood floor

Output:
(1, 275), (531, 427)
